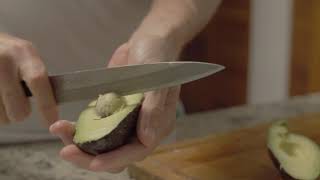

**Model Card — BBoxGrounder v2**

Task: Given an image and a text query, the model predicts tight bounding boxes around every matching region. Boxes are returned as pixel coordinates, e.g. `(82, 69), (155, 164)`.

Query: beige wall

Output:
(0, 0), (150, 73)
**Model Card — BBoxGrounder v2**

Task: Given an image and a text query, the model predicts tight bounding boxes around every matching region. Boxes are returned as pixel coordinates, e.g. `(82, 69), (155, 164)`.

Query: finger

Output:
(0, 58), (30, 122)
(0, 100), (9, 125)
(107, 43), (129, 67)
(137, 89), (169, 147)
(89, 139), (152, 172)
(19, 47), (58, 126)
(160, 86), (181, 136)
(49, 120), (75, 145)
(144, 89), (169, 109)
(165, 86), (181, 107)
(60, 144), (94, 169)
(137, 86), (180, 147)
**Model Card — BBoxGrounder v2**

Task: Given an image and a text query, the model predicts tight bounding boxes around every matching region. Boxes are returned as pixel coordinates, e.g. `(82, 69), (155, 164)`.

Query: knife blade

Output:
(22, 61), (224, 104)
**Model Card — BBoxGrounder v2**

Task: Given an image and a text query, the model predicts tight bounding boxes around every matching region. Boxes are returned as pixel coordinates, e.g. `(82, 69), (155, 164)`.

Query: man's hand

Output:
(0, 33), (58, 125)
(49, 0), (222, 173)
(107, 33), (182, 148)
(49, 33), (182, 173)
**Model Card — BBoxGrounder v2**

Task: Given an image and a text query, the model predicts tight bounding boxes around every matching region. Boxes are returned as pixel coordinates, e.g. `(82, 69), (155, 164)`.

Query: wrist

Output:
(132, 21), (185, 51)
(132, 2), (196, 50)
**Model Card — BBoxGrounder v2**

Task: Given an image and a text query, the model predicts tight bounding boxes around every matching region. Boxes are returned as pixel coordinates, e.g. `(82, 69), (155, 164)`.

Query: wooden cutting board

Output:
(128, 113), (320, 180)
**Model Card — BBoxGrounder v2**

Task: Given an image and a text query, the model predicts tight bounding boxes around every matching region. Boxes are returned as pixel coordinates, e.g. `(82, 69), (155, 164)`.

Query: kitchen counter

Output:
(174, 93), (320, 141)
(0, 93), (319, 180)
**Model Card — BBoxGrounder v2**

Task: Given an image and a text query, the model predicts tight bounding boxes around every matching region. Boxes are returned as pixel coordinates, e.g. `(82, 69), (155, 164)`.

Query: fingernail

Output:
(50, 122), (58, 128)
(49, 122), (59, 134)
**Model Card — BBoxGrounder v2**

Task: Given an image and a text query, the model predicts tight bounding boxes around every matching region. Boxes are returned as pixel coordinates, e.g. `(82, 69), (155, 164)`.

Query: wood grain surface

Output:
(128, 113), (320, 180)
(290, 0), (320, 96)
(180, 0), (250, 113)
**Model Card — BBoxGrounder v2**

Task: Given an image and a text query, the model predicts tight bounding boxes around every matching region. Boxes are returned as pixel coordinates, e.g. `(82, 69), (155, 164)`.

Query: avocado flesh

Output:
(268, 121), (320, 180)
(73, 93), (144, 155)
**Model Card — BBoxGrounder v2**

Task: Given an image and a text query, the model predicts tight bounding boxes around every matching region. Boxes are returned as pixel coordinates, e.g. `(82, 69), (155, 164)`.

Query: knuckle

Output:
(0, 40), (35, 58)
(26, 68), (47, 84)
(11, 40), (34, 53)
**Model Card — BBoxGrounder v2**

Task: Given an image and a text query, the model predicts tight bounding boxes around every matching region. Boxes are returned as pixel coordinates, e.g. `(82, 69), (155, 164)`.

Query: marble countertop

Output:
(0, 93), (319, 180)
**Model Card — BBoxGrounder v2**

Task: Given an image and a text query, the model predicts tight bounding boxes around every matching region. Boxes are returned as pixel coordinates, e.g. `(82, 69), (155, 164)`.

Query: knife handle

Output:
(21, 81), (33, 97)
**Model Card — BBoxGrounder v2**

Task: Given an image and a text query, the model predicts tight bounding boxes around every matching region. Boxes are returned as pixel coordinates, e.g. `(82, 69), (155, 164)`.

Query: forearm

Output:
(133, 0), (222, 47)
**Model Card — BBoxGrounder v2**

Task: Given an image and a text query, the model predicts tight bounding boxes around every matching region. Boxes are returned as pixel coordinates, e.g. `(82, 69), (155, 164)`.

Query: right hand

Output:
(0, 33), (58, 125)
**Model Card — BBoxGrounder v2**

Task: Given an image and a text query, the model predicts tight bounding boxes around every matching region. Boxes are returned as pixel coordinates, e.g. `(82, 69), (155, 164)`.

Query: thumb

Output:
(49, 120), (75, 145)
(107, 43), (129, 67)
(137, 86), (180, 147)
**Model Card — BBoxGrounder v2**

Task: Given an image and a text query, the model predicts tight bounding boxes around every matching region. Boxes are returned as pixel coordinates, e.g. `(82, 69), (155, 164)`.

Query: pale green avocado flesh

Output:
(268, 121), (320, 180)
(73, 93), (143, 145)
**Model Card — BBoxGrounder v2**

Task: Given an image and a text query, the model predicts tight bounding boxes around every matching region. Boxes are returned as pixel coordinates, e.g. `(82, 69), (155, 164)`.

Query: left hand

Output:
(49, 33), (182, 173)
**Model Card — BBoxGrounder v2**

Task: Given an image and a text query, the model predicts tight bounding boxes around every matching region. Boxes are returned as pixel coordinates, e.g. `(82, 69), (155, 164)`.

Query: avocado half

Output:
(267, 121), (320, 180)
(73, 93), (144, 155)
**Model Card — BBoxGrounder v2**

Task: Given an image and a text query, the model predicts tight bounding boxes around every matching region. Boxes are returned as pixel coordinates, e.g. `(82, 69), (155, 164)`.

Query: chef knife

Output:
(22, 61), (224, 104)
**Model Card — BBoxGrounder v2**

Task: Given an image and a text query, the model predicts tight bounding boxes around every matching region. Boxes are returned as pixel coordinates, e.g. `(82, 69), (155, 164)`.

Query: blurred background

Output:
(180, 0), (320, 113)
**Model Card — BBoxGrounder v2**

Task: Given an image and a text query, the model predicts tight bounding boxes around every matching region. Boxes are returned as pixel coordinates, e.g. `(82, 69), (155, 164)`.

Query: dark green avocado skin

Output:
(74, 105), (141, 155)
(268, 149), (296, 180)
